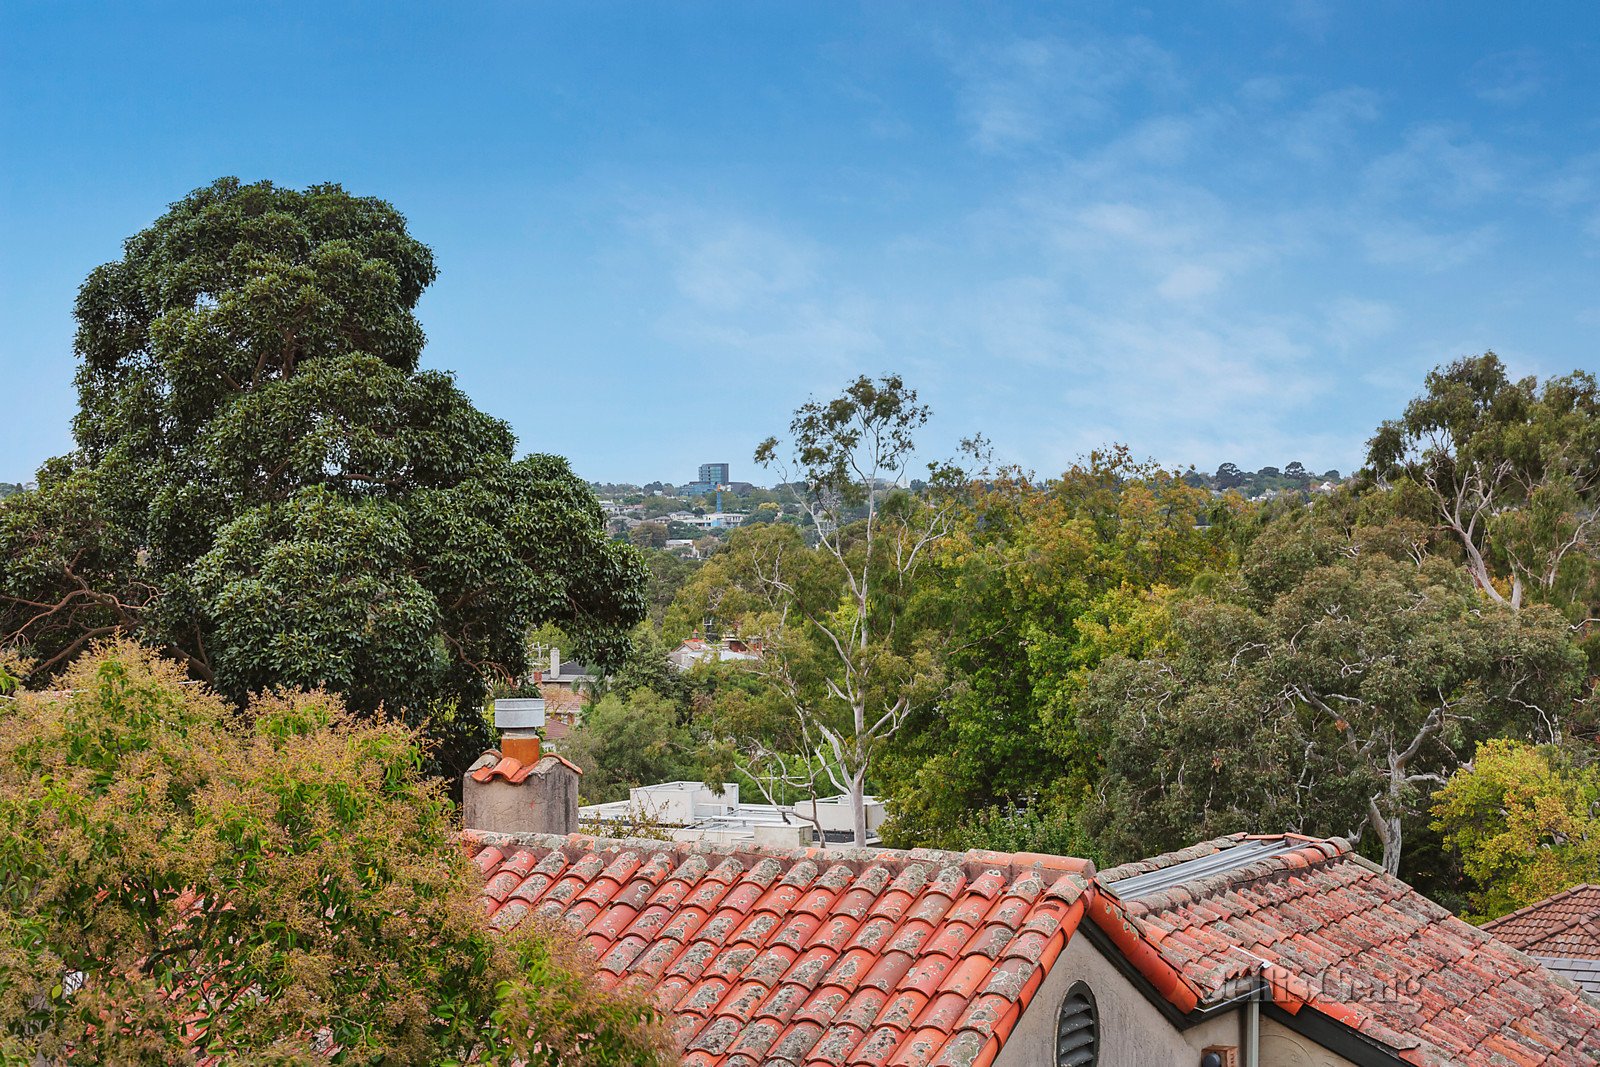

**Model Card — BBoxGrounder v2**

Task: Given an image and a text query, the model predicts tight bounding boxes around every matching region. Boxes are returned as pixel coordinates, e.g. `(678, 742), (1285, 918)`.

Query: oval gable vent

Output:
(1056, 981), (1099, 1067)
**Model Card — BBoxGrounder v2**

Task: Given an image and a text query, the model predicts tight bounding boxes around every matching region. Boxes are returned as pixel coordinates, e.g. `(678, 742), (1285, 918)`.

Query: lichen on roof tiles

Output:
(465, 830), (1090, 1067)
(1485, 884), (1600, 963)
(1093, 833), (1600, 1066)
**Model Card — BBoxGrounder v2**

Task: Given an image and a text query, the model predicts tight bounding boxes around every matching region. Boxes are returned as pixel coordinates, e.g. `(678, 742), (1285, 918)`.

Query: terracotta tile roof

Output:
(1485, 885), (1600, 960)
(469, 753), (583, 785)
(541, 686), (586, 717)
(1091, 834), (1600, 1066)
(464, 830), (1090, 1067)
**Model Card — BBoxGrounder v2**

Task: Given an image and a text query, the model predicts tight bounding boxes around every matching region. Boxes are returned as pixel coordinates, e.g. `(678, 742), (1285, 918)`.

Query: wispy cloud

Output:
(1362, 124), (1504, 208)
(621, 207), (886, 370)
(953, 34), (1180, 152)
(1359, 221), (1499, 270)
(1277, 88), (1381, 162)
(587, 18), (1597, 476)
(1469, 48), (1545, 106)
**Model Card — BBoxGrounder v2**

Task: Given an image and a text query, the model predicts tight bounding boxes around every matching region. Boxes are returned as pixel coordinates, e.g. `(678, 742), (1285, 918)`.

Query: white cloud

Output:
(1323, 297), (1399, 346)
(589, 27), (1594, 478)
(1157, 263), (1224, 301)
(1278, 87), (1381, 163)
(1360, 221), (1498, 270)
(671, 222), (818, 312)
(623, 208), (886, 367)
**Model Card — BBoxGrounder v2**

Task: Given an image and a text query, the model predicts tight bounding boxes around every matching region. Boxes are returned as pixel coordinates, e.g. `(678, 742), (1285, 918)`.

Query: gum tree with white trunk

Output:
(750, 374), (979, 845)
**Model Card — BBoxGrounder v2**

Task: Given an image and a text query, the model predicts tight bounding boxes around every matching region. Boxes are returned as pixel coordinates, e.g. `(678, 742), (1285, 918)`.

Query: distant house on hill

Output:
(664, 538), (702, 558)
(525, 646), (598, 730)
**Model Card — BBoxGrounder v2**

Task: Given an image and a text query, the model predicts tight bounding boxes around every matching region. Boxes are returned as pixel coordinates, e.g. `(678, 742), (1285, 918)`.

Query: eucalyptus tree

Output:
(0, 179), (644, 773)
(1368, 353), (1600, 615)
(1081, 513), (1585, 877)
(747, 375), (978, 844)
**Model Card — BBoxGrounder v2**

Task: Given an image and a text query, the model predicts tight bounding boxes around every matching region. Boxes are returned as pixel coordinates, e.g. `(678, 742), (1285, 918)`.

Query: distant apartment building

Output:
(682, 462), (732, 497)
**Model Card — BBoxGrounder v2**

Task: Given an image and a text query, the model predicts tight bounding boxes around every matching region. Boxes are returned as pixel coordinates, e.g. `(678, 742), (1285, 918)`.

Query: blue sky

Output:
(3, 2), (1599, 485)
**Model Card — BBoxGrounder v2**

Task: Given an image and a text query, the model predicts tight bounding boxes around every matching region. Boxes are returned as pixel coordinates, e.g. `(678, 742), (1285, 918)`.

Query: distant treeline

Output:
(1182, 462), (1342, 498)
(0, 483), (24, 499)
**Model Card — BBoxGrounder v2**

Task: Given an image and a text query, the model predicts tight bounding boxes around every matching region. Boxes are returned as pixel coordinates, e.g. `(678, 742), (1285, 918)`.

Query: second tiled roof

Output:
(1484, 884), (1600, 961)
(1093, 834), (1600, 1066)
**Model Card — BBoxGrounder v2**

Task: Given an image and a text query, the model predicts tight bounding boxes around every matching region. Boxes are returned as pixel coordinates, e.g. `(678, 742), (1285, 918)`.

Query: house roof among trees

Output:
(464, 830), (1091, 1067)
(1092, 834), (1600, 1066)
(1484, 884), (1600, 960)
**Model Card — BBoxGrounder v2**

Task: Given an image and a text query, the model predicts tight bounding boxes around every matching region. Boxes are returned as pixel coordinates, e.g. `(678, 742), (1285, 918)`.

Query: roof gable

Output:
(1093, 834), (1600, 1065)
(466, 832), (1090, 1067)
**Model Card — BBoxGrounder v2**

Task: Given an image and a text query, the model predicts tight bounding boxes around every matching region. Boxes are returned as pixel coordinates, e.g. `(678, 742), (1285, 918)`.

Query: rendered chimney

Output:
(462, 697), (582, 836)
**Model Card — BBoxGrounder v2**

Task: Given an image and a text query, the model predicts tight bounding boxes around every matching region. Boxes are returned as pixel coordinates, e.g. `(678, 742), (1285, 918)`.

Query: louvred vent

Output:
(1056, 980), (1098, 1066)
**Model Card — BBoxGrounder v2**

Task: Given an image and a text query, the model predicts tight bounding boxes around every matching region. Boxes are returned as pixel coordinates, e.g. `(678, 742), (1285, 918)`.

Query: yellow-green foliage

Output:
(1433, 738), (1600, 922)
(0, 640), (665, 1066)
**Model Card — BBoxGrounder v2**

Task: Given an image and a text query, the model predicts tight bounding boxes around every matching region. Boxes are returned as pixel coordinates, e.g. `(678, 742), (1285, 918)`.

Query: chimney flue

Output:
(461, 697), (581, 836)
(493, 696), (545, 764)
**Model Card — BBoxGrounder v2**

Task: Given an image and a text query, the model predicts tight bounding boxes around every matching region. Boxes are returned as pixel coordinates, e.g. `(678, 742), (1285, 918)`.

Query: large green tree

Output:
(1433, 738), (1600, 921)
(877, 449), (1240, 849)
(0, 179), (644, 772)
(1081, 510), (1586, 876)
(0, 641), (665, 1066)
(1368, 353), (1600, 616)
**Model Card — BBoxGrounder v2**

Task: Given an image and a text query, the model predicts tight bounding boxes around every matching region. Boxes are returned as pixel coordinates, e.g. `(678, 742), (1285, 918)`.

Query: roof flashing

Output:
(1101, 838), (1303, 900)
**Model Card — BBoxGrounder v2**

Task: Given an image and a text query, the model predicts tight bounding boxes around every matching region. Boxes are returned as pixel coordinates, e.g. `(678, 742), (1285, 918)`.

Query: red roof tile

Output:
(1485, 885), (1600, 961)
(1093, 834), (1600, 1066)
(469, 752), (584, 784)
(465, 831), (1089, 1067)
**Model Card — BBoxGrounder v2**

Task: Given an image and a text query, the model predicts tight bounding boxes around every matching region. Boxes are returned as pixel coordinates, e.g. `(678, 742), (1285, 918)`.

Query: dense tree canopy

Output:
(1433, 739), (1600, 922)
(562, 688), (702, 804)
(638, 359), (1599, 908)
(1080, 511), (1585, 875)
(0, 642), (664, 1066)
(0, 179), (644, 773)
(876, 449), (1238, 850)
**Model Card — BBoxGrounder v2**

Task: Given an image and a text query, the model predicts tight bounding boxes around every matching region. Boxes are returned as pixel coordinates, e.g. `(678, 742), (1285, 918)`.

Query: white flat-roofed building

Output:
(579, 780), (884, 848)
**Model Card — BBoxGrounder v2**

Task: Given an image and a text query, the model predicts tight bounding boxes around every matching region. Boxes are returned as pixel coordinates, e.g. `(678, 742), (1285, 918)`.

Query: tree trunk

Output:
(1380, 811), (1403, 876)
(1366, 791), (1404, 876)
(850, 772), (867, 846)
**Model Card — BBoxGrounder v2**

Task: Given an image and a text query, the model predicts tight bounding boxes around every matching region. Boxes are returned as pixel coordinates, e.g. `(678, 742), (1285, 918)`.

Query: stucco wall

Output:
(994, 932), (1242, 1067)
(1259, 1017), (1361, 1067)
(462, 759), (579, 836)
(992, 933), (1365, 1066)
